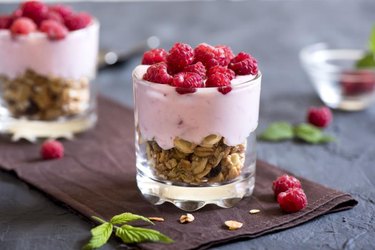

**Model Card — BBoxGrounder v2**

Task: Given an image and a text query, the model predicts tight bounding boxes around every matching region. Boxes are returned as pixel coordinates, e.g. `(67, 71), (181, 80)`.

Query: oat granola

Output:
(179, 213), (195, 223)
(224, 220), (243, 230)
(0, 69), (90, 120)
(144, 134), (246, 184)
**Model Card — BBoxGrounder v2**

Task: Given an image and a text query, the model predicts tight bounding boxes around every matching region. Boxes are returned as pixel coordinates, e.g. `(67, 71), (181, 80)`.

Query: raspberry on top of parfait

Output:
(141, 42), (259, 95)
(0, 1), (94, 40)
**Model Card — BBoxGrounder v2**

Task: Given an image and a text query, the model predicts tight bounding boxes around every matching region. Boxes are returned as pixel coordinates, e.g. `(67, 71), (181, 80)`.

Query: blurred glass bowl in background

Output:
(300, 43), (375, 111)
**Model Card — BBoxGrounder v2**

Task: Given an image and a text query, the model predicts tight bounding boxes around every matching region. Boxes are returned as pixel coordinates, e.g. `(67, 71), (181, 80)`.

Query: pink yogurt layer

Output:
(0, 21), (99, 80)
(133, 65), (262, 150)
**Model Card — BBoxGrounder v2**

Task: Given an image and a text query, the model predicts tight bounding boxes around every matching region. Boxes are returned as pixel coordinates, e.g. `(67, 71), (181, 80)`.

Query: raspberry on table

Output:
(183, 62), (207, 78)
(142, 48), (168, 65)
(167, 42), (195, 73)
(194, 43), (226, 70)
(172, 72), (204, 94)
(206, 72), (232, 94)
(216, 45), (235, 66)
(272, 174), (302, 196)
(307, 106), (332, 128)
(229, 52), (258, 75)
(49, 4), (74, 19)
(143, 62), (173, 85)
(40, 20), (68, 40)
(40, 140), (64, 160)
(10, 17), (36, 35)
(207, 65), (235, 80)
(64, 12), (92, 31)
(21, 1), (49, 25)
(0, 15), (12, 29)
(277, 188), (308, 213)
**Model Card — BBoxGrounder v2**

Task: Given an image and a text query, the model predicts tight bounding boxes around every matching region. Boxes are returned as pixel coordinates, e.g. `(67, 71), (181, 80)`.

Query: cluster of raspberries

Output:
(141, 42), (259, 95)
(273, 174), (308, 213)
(0, 1), (93, 40)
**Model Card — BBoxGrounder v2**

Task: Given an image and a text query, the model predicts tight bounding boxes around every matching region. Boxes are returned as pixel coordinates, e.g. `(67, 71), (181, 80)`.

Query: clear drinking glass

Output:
(133, 65), (262, 211)
(300, 43), (375, 111)
(0, 21), (99, 141)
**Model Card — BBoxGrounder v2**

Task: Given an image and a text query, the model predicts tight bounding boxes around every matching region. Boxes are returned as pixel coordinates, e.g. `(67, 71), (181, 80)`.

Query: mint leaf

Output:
(115, 225), (173, 244)
(110, 212), (154, 225)
(369, 25), (375, 53)
(356, 25), (375, 69)
(258, 122), (294, 141)
(356, 52), (375, 69)
(294, 123), (335, 144)
(83, 222), (113, 250)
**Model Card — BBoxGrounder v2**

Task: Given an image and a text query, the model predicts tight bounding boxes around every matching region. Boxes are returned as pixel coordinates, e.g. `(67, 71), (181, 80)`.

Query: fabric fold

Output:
(0, 97), (357, 250)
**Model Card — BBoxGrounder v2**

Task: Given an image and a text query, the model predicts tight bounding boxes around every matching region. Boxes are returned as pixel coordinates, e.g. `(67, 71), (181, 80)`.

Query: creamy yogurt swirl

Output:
(0, 21), (99, 80)
(133, 65), (261, 150)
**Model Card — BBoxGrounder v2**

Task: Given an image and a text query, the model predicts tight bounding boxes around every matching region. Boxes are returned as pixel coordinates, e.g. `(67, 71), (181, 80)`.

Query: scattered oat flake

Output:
(179, 213), (195, 223)
(224, 220), (243, 230)
(148, 217), (164, 222)
(249, 209), (260, 214)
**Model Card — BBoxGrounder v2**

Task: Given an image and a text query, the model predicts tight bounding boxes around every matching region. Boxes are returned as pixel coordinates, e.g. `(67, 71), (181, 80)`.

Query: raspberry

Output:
(40, 140), (64, 160)
(167, 42), (194, 73)
(207, 66), (235, 80)
(40, 20), (68, 40)
(10, 17), (36, 35)
(229, 52), (258, 75)
(194, 43), (226, 69)
(277, 188), (307, 213)
(49, 4), (74, 19)
(21, 1), (48, 25)
(12, 9), (23, 19)
(206, 72), (232, 95)
(64, 12), (92, 31)
(272, 174), (302, 196)
(45, 11), (64, 24)
(143, 62), (173, 85)
(0, 15), (12, 29)
(183, 62), (207, 78)
(307, 106), (332, 128)
(340, 70), (375, 96)
(172, 72), (204, 94)
(216, 45), (234, 66)
(142, 48), (168, 65)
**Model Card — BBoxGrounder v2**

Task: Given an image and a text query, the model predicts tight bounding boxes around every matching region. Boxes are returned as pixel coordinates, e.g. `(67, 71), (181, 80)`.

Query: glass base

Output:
(322, 94), (375, 111)
(136, 162), (255, 211)
(0, 110), (97, 142)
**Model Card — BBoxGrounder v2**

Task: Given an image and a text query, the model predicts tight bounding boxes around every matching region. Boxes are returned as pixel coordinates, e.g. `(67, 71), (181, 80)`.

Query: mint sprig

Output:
(83, 222), (113, 250)
(83, 213), (173, 250)
(116, 225), (173, 244)
(356, 25), (375, 69)
(294, 123), (335, 144)
(258, 121), (294, 141)
(110, 212), (154, 225)
(258, 122), (335, 144)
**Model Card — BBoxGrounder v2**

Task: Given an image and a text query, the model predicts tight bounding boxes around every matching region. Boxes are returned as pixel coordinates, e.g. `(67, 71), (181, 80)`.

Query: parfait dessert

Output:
(0, 1), (99, 140)
(133, 42), (261, 211)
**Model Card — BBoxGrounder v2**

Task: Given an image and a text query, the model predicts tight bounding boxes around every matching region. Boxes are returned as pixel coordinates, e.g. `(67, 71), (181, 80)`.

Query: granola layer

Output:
(145, 134), (246, 184)
(0, 69), (90, 120)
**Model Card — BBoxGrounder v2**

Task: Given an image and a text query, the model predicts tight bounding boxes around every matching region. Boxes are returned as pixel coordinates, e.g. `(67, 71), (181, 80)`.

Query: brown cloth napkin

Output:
(0, 97), (357, 250)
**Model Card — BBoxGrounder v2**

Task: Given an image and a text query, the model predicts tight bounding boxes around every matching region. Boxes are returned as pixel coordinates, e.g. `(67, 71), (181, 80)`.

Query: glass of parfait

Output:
(133, 42), (261, 211)
(0, 1), (99, 141)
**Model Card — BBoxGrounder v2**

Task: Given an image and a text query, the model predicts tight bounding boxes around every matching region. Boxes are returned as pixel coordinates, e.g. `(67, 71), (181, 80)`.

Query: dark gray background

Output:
(1, 1), (375, 249)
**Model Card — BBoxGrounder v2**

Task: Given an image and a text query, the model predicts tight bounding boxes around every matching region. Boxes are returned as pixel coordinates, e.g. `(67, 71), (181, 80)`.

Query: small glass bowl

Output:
(300, 43), (375, 111)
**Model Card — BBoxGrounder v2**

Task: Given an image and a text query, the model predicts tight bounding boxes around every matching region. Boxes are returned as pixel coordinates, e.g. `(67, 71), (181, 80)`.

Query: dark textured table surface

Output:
(1, 1), (375, 249)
